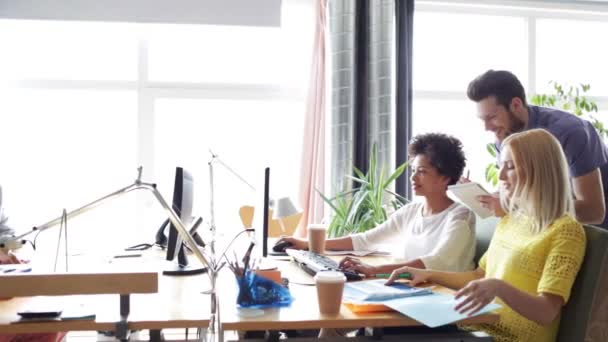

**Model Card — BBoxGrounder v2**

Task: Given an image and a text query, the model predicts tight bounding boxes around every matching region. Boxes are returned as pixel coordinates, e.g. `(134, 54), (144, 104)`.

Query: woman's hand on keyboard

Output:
(339, 256), (377, 277)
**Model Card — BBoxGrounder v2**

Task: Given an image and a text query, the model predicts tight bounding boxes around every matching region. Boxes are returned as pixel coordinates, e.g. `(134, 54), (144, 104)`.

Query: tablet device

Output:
(17, 310), (62, 319)
(447, 182), (494, 218)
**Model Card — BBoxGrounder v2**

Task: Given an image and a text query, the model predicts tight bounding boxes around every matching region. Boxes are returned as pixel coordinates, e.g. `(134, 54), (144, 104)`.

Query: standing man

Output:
(467, 69), (608, 228)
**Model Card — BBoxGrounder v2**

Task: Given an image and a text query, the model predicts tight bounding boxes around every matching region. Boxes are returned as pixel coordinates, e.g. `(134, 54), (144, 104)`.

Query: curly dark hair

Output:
(408, 133), (466, 185)
(467, 69), (527, 109)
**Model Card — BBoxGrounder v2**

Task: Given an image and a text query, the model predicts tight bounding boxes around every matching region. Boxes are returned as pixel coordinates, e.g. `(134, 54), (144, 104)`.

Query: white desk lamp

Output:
(208, 150), (256, 257)
(272, 197), (301, 233)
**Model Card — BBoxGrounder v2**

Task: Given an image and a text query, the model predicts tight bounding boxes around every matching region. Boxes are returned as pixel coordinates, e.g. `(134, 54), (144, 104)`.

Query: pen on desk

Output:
(113, 254), (142, 259)
(374, 273), (412, 279)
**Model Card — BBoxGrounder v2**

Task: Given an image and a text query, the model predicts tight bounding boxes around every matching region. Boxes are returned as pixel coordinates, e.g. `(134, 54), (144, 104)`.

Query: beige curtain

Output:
(295, 0), (327, 238)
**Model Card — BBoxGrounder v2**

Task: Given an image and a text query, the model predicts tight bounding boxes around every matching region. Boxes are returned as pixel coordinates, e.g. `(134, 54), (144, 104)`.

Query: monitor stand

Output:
(162, 247), (207, 276)
(162, 263), (208, 276)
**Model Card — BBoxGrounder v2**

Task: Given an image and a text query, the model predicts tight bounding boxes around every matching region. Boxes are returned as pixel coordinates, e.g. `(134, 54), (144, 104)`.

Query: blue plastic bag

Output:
(235, 270), (293, 308)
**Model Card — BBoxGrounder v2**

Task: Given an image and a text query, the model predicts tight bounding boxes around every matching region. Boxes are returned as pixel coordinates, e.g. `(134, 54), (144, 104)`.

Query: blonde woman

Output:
(387, 129), (586, 342)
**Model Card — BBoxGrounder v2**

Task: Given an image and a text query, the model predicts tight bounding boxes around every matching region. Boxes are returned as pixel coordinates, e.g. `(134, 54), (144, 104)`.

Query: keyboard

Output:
(286, 249), (362, 281)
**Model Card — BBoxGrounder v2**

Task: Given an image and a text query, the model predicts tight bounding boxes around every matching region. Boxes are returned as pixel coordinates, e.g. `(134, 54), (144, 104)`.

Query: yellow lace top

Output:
(464, 214), (586, 342)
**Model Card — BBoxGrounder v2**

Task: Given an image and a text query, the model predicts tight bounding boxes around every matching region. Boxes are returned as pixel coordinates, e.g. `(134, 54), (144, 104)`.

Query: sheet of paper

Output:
(447, 182), (494, 218)
(383, 292), (501, 328)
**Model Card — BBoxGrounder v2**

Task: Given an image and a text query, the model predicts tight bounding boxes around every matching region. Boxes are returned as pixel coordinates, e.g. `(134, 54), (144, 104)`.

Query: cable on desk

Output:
(218, 228), (255, 267)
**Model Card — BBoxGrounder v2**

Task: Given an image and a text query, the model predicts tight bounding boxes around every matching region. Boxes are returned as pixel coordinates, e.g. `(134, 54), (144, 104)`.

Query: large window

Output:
(0, 0), (314, 259)
(414, 12), (528, 92)
(536, 18), (608, 95)
(413, 2), (608, 190)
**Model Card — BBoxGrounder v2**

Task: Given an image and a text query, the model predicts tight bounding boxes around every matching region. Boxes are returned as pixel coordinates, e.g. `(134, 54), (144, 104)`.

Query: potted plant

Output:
(318, 144), (408, 238)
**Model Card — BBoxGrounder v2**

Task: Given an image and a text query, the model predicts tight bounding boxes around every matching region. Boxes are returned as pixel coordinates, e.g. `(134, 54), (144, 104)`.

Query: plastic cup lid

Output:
(314, 271), (346, 283)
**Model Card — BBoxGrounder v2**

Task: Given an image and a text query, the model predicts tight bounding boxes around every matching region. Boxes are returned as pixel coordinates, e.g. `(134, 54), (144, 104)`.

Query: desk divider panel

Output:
(0, 272), (158, 297)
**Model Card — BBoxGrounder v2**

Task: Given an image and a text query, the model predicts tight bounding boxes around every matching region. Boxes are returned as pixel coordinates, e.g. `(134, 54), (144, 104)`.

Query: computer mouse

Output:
(272, 241), (294, 253)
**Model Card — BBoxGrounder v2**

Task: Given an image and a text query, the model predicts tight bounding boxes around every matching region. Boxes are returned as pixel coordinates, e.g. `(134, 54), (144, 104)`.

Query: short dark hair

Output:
(467, 70), (527, 109)
(408, 133), (466, 185)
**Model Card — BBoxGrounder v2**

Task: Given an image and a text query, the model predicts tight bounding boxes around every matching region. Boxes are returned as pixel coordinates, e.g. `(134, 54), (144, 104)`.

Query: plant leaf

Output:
(382, 162), (407, 189)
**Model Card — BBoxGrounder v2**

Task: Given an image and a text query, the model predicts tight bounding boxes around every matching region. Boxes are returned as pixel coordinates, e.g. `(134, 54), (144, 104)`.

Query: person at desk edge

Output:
(387, 129), (586, 342)
(275, 132), (476, 275)
(0, 185), (67, 342)
(468, 69), (608, 228)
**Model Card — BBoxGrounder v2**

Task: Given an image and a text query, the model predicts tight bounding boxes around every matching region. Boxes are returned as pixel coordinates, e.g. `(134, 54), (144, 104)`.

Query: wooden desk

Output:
(0, 256), (211, 341)
(220, 258), (498, 332)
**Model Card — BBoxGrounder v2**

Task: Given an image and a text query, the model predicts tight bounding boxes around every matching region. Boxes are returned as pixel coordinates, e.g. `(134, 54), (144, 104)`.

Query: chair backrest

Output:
(557, 224), (608, 342)
(239, 205), (302, 237)
(474, 218), (608, 341)
(474, 216), (499, 265)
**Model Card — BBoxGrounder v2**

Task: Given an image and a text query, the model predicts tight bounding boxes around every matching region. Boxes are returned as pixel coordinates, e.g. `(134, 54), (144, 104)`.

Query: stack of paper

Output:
(343, 279), (501, 327)
(343, 279), (432, 302)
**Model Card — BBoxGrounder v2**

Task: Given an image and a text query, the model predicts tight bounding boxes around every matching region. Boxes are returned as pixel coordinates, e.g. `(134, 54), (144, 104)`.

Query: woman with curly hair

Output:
(277, 132), (476, 275)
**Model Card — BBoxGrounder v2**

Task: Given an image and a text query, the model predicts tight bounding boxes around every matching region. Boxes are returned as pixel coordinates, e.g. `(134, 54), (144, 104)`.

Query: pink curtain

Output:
(295, 0), (327, 238)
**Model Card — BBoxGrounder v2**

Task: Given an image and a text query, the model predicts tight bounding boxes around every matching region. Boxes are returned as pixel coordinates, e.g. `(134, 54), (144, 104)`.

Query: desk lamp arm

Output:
(11, 183), (140, 242)
(2, 167), (216, 283)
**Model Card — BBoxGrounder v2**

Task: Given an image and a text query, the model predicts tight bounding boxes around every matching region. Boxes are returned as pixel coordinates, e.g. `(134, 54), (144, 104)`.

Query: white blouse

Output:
(350, 201), (476, 272)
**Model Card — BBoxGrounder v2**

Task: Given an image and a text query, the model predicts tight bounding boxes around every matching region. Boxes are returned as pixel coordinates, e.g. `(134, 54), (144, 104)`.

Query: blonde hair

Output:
(500, 129), (574, 233)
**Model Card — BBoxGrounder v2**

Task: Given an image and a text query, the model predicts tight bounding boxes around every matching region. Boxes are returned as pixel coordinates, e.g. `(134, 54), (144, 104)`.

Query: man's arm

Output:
(572, 168), (605, 225)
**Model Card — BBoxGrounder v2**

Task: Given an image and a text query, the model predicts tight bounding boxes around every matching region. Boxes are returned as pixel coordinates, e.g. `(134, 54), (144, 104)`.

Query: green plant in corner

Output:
(484, 81), (603, 185)
(484, 142), (499, 187)
(317, 144), (408, 238)
(530, 82), (605, 138)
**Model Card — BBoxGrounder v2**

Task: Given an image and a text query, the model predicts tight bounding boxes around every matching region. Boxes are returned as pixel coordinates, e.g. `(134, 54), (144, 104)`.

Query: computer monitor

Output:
(163, 166), (207, 276)
(251, 167), (271, 258)
(262, 167), (270, 258)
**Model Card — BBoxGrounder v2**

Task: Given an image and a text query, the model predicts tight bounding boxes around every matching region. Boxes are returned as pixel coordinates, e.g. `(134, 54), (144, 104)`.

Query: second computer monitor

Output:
(262, 167), (270, 257)
(163, 166), (206, 276)
(166, 167), (193, 264)
(251, 167), (271, 257)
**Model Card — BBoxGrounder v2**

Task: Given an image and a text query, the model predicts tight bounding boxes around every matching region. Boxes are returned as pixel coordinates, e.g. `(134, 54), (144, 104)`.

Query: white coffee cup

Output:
(308, 224), (327, 254)
(314, 271), (346, 315)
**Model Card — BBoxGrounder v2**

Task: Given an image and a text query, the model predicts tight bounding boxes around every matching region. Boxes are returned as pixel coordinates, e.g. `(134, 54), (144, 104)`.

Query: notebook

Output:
(447, 182), (494, 218)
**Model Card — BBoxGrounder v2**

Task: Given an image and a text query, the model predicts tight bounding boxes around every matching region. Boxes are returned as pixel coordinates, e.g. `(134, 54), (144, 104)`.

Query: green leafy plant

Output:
(484, 143), (499, 187)
(530, 82), (605, 139)
(484, 81), (603, 185)
(318, 144), (408, 238)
